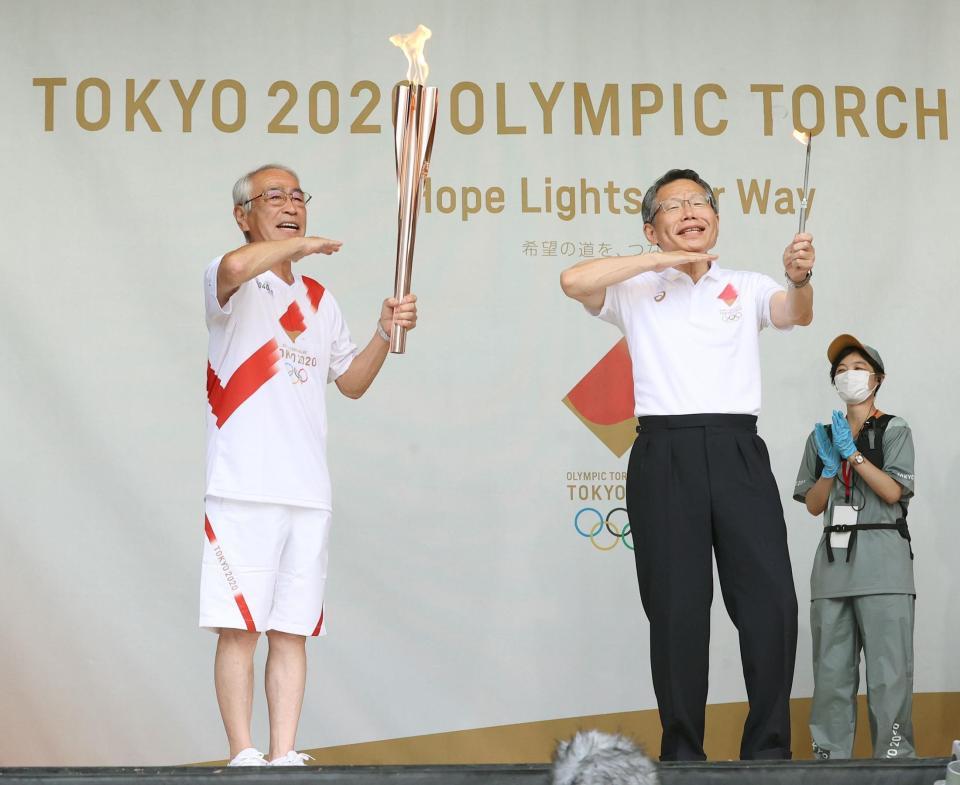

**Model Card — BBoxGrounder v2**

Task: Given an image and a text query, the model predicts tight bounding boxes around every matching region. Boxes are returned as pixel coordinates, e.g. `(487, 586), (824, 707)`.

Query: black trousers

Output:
(626, 414), (798, 761)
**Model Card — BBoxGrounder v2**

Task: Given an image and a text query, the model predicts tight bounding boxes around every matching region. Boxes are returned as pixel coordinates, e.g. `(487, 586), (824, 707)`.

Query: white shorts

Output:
(199, 496), (331, 636)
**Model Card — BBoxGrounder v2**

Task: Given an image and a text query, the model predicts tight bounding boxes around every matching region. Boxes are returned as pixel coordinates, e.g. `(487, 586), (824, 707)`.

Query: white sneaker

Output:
(228, 747), (268, 766)
(269, 751), (313, 766)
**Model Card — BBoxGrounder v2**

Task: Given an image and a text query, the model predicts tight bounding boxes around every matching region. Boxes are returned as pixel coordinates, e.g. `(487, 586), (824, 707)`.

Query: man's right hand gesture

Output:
(292, 236), (342, 261)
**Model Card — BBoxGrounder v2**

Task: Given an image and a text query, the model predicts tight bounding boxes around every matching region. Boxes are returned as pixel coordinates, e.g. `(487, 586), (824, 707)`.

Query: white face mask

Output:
(834, 369), (876, 404)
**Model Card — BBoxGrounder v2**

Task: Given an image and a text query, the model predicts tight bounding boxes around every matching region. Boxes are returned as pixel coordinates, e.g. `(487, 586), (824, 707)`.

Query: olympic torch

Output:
(792, 129), (813, 233)
(389, 25), (438, 353)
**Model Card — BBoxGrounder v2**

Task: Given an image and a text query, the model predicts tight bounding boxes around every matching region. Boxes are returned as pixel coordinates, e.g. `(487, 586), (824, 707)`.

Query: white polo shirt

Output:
(596, 262), (789, 416)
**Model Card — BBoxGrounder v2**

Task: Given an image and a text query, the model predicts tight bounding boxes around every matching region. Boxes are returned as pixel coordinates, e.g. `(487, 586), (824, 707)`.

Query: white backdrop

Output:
(1, 0), (957, 766)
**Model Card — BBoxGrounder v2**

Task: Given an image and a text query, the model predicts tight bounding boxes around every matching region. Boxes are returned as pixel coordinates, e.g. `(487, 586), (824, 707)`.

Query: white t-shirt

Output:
(204, 257), (358, 510)
(597, 263), (788, 416)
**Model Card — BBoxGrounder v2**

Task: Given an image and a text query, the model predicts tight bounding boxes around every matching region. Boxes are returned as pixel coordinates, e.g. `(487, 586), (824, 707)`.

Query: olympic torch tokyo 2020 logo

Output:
(564, 338), (637, 552)
(575, 507), (632, 551)
(562, 338), (636, 457)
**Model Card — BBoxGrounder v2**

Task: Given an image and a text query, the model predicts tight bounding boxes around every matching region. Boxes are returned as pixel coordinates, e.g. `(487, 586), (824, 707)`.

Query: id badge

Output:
(829, 504), (857, 549)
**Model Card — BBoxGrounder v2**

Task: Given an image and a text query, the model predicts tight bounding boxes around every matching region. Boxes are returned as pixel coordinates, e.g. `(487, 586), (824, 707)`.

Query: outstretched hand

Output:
(292, 236), (342, 262)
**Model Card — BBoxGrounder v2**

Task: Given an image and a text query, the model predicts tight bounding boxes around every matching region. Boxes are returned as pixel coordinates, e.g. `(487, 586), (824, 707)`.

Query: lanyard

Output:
(839, 408), (880, 504)
(841, 461), (852, 503)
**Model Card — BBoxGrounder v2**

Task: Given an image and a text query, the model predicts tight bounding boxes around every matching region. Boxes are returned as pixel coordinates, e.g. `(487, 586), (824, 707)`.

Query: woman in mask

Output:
(793, 334), (916, 760)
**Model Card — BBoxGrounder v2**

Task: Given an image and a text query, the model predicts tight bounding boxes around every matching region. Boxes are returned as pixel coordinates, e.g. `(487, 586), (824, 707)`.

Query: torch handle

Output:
(390, 322), (408, 353)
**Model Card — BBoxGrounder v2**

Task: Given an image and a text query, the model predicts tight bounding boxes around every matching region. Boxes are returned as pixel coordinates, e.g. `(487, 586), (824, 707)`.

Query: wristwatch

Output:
(849, 452), (865, 466)
(785, 269), (813, 288)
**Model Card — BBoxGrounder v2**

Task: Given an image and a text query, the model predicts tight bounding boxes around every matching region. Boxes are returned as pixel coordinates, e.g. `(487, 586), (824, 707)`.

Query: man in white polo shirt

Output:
(201, 163), (418, 766)
(560, 168), (815, 762)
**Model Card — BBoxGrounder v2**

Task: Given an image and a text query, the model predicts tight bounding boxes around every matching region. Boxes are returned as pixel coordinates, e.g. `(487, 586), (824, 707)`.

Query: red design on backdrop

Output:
(717, 283), (739, 307)
(565, 339), (634, 425)
(204, 516), (257, 633)
(302, 276), (326, 313)
(207, 339), (280, 428)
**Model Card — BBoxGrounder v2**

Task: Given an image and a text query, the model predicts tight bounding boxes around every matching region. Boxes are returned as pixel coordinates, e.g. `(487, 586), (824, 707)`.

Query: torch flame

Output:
(793, 129), (810, 144)
(389, 24), (432, 86)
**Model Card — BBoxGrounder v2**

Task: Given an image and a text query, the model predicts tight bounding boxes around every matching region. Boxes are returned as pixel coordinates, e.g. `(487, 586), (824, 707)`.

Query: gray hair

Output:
(641, 168), (717, 224)
(552, 731), (659, 785)
(232, 163), (300, 213)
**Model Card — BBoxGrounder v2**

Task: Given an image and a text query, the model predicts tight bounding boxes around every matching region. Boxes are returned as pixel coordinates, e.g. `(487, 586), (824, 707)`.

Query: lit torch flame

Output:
(792, 129), (810, 145)
(389, 24), (432, 86)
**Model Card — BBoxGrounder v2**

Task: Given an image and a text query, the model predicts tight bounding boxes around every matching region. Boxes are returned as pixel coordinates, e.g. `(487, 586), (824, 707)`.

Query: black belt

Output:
(637, 414), (757, 433)
(823, 520), (913, 563)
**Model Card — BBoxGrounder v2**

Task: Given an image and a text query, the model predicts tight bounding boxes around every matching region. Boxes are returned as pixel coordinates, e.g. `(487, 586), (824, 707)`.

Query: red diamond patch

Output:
(717, 283), (738, 307)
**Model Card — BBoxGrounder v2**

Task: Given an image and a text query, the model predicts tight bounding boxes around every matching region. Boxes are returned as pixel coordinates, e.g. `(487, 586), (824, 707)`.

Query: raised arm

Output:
(216, 236), (342, 306)
(335, 294), (418, 399)
(560, 250), (718, 312)
(770, 232), (815, 328)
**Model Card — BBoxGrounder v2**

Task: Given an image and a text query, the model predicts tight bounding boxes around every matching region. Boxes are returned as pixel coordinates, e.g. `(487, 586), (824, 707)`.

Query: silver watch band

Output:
(785, 269), (813, 288)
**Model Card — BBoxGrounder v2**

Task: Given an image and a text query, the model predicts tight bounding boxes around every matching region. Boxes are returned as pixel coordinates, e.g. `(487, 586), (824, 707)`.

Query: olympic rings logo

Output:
(574, 507), (632, 551)
(286, 362), (308, 384)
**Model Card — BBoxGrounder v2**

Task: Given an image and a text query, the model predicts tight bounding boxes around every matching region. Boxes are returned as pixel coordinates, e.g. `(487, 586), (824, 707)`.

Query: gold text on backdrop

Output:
(31, 78), (949, 140)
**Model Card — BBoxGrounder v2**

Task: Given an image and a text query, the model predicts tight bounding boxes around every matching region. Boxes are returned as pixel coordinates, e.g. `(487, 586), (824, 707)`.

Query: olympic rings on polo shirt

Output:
(574, 507), (633, 551)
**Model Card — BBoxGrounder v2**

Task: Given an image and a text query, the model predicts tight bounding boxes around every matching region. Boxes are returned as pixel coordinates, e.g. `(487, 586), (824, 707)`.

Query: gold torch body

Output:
(391, 83), (437, 353)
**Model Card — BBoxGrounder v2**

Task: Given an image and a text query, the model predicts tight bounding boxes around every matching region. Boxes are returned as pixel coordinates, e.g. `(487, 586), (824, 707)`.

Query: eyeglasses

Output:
(650, 193), (713, 219)
(243, 188), (312, 208)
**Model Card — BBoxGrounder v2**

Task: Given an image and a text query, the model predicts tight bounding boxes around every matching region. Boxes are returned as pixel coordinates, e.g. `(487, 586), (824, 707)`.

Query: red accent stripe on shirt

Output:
(311, 606), (325, 637)
(206, 363), (225, 407)
(207, 339), (280, 428)
(302, 276), (326, 313)
(204, 516), (257, 633)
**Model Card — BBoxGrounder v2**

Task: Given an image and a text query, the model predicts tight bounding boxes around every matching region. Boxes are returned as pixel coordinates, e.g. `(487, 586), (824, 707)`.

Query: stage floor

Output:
(0, 759), (952, 785)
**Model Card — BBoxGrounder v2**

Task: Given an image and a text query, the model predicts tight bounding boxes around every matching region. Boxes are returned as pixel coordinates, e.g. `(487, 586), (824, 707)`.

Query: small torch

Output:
(792, 129), (812, 233)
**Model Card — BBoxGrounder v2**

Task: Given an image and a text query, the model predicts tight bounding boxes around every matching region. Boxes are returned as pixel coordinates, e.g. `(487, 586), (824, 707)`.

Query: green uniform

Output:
(793, 415), (916, 760)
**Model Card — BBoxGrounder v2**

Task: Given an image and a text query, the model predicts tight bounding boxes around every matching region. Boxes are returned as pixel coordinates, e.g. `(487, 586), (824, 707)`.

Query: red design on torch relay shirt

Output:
(303, 276), (326, 312)
(206, 339), (280, 428)
(718, 283), (739, 307)
(279, 301), (307, 341)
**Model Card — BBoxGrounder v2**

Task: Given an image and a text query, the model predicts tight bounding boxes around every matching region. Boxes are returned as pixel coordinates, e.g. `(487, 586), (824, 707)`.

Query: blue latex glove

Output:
(831, 410), (857, 459)
(814, 422), (841, 478)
